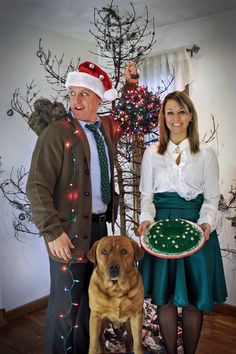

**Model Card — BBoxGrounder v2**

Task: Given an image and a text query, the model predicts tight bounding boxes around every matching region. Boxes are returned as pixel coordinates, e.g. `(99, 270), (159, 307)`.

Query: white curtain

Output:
(139, 48), (193, 94)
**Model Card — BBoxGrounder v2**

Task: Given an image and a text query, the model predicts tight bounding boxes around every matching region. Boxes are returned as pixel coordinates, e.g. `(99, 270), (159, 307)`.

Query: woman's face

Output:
(164, 98), (192, 143)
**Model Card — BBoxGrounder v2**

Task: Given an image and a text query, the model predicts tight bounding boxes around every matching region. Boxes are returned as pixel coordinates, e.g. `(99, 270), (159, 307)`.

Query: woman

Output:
(137, 91), (227, 354)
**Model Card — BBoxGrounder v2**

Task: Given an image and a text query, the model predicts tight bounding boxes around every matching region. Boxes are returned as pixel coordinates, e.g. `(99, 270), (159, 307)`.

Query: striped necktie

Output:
(85, 123), (111, 205)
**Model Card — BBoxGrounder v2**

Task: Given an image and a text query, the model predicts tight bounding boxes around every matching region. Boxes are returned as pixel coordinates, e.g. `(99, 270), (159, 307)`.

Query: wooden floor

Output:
(0, 308), (236, 354)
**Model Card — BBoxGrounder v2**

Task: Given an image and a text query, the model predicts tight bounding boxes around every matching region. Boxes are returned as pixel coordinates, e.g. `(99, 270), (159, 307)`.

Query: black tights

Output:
(157, 300), (203, 354)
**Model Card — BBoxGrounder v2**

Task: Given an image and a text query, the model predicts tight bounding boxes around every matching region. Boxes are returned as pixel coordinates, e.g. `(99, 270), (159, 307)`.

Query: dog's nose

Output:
(109, 263), (120, 280)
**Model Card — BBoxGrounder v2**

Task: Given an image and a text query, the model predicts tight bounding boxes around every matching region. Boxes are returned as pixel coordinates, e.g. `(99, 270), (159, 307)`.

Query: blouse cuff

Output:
(197, 215), (216, 232)
(139, 213), (155, 225)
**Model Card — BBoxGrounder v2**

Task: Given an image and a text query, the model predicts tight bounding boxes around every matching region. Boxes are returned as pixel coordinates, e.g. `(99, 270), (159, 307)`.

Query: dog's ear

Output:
(130, 239), (144, 261)
(87, 240), (99, 265)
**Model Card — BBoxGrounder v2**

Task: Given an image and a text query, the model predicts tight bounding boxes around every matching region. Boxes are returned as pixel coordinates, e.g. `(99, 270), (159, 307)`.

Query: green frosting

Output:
(145, 218), (202, 256)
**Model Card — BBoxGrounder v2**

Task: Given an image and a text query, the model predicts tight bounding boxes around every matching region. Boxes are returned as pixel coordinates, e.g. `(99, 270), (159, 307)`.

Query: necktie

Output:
(86, 123), (111, 205)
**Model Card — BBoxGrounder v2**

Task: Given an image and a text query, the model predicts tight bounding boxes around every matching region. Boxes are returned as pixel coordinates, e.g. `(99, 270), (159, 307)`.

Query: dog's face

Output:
(87, 236), (144, 282)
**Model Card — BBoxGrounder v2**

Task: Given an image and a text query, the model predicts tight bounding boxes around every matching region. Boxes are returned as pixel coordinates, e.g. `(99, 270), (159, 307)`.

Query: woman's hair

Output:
(158, 91), (200, 155)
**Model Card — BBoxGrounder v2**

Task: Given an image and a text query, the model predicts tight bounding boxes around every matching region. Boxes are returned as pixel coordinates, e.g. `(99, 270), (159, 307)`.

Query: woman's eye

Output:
(166, 111), (173, 116)
(179, 110), (186, 115)
(69, 91), (76, 96)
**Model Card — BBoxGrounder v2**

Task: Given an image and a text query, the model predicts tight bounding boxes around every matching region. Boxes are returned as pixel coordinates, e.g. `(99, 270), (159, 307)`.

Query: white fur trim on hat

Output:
(104, 88), (118, 101)
(65, 72), (104, 99)
(65, 71), (117, 101)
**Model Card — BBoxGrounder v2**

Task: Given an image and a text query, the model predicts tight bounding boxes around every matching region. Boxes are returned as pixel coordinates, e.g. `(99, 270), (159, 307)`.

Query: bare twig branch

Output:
(0, 167), (39, 239)
(202, 114), (219, 143)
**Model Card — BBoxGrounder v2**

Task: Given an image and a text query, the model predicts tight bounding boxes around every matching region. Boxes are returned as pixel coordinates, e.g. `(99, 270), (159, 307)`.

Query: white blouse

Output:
(139, 139), (220, 231)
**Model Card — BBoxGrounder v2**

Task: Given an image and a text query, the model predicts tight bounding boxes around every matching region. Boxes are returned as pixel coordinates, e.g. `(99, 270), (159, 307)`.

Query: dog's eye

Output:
(101, 249), (108, 255)
(120, 248), (128, 255)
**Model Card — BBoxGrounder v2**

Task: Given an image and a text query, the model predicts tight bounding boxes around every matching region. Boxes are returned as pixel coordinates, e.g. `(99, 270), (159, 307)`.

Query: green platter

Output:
(141, 218), (205, 259)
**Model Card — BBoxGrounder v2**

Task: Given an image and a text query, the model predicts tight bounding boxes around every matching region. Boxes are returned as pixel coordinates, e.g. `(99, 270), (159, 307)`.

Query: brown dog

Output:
(87, 235), (144, 354)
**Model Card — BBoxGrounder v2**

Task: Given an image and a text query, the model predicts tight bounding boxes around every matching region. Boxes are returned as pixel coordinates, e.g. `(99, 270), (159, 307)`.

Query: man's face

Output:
(69, 86), (102, 122)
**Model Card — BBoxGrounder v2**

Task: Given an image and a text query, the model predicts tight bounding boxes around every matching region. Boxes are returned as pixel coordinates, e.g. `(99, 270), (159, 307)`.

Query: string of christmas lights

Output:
(113, 85), (162, 139)
(60, 260), (80, 352)
(59, 116), (82, 353)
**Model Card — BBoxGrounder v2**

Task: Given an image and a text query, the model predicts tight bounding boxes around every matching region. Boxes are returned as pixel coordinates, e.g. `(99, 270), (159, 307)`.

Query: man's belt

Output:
(92, 213), (106, 223)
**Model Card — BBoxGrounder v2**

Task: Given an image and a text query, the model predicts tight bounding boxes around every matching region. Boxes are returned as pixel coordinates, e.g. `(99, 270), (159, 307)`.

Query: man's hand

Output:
(137, 220), (151, 237)
(48, 232), (75, 261)
(199, 223), (211, 241)
(125, 61), (140, 85)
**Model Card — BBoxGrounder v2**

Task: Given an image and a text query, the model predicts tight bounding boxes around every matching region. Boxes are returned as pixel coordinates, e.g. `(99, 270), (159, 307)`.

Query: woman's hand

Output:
(199, 223), (211, 241)
(137, 220), (151, 237)
(125, 61), (140, 84)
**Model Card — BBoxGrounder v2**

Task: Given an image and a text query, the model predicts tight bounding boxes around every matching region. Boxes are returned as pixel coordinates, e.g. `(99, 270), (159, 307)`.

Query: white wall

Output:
(0, 17), (97, 310)
(150, 9), (236, 305)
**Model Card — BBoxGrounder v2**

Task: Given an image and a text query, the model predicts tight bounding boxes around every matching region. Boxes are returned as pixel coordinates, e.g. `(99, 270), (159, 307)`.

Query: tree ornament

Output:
(19, 213), (26, 221)
(36, 49), (43, 58)
(7, 109), (14, 116)
(113, 85), (161, 136)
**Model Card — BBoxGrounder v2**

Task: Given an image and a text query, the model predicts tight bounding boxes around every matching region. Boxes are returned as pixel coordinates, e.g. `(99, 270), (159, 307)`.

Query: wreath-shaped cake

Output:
(141, 218), (205, 259)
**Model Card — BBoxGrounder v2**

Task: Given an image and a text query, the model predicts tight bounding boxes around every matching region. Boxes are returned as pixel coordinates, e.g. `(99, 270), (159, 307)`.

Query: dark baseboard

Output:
(0, 308), (7, 326)
(213, 303), (236, 317)
(0, 295), (49, 326)
(0, 297), (235, 327)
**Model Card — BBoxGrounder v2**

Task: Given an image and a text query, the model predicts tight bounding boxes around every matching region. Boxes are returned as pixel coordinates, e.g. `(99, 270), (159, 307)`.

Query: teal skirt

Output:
(139, 192), (228, 311)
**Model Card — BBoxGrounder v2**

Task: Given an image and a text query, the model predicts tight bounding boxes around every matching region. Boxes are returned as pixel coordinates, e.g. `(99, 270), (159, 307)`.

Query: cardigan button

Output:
(84, 191), (90, 196)
(85, 169), (90, 175)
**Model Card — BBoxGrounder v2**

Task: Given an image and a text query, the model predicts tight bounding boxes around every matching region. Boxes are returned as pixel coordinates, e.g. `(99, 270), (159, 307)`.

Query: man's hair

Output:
(158, 91), (200, 155)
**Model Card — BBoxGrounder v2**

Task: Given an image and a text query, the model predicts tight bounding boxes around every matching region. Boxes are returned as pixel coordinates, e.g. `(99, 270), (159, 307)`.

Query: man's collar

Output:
(69, 110), (101, 128)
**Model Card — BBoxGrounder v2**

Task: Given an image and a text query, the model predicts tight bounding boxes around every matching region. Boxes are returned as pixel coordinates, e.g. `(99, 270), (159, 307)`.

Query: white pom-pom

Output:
(103, 88), (118, 101)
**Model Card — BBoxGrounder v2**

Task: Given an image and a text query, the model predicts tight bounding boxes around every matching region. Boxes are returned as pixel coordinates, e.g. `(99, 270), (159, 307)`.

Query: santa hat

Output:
(65, 61), (117, 101)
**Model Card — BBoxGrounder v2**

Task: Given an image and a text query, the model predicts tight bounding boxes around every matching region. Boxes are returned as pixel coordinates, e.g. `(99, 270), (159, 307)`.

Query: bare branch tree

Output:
(89, 1), (156, 89)
(0, 167), (39, 240)
(9, 80), (40, 121)
(36, 38), (80, 101)
(8, 38), (80, 124)
(201, 114), (219, 143)
(89, 2), (160, 234)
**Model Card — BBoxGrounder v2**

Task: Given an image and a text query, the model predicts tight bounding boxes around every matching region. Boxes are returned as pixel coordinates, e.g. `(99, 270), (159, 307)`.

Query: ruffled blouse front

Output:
(139, 139), (220, 231)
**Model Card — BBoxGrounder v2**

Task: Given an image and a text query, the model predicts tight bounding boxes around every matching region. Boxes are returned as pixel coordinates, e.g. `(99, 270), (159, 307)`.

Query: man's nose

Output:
(75, 94), (82, 104)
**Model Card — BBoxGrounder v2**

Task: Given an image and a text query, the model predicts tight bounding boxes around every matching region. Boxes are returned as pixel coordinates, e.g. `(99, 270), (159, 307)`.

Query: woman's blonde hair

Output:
(158, 91), (200, 155)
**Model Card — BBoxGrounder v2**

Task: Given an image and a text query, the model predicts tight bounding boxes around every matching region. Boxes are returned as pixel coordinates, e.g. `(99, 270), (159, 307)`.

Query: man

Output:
(26, 61), (138, 354)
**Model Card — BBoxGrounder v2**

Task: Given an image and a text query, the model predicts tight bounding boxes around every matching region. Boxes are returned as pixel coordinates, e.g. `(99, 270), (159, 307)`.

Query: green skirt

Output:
(138, 192), (227, 311)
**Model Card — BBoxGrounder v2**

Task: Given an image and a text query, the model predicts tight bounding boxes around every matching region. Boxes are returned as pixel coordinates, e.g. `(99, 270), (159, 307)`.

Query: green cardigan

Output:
(26, 114), (121, 263)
